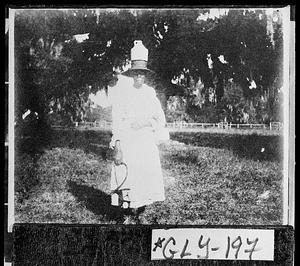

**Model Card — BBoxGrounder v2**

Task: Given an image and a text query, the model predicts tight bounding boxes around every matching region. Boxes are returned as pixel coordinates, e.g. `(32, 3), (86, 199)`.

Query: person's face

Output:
(133, 72), (146, 88)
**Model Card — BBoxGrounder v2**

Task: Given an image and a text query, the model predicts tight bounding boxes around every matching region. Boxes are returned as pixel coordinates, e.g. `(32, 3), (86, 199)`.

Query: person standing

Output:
(110, 40), (166, 214)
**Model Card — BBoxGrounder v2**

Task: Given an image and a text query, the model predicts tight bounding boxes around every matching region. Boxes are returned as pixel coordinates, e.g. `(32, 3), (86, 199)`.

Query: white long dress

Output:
(110, 82), (166, 208)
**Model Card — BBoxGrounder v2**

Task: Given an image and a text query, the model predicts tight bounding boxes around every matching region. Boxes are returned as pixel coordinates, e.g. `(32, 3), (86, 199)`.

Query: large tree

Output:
(14, 7), (284, 126)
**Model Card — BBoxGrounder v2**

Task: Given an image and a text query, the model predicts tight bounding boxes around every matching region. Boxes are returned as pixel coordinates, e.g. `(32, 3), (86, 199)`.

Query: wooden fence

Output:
(76, 120), (112, 128)
(165, 121), (283, 130)
(76, 120), (283, 131)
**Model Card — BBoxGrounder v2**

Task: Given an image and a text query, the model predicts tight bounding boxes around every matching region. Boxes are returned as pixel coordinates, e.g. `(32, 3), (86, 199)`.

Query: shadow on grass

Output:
(68, 180), (130, 224)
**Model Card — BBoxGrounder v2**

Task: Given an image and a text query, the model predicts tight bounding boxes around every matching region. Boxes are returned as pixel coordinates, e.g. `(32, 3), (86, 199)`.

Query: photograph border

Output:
(5, 4), (295, 265)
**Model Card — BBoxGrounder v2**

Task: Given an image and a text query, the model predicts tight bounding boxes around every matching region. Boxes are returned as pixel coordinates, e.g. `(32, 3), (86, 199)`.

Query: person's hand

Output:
(109, 140), (115, 149)
(88, 93), (96, 102)
(113, 140), (123, 165)
(131, 120), (141, 130)
(114, 149), (123, 165)
(131, 118), (151, 130)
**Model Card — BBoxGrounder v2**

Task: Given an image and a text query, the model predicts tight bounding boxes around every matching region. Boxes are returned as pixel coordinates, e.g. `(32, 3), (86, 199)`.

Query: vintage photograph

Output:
(11, 7), (288, 226)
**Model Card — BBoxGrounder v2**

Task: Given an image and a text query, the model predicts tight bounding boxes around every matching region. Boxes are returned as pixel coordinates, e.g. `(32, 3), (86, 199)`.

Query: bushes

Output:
(170, 131), (283, 162)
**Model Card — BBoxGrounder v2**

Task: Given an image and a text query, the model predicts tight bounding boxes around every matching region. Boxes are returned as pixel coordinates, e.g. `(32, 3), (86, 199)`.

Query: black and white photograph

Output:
(5, 5), (295, 265)
(6, 6), (294, 229)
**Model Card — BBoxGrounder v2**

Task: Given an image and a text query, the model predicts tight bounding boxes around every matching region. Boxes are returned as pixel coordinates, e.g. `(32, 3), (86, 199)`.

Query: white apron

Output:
(110, 83), (166, 208)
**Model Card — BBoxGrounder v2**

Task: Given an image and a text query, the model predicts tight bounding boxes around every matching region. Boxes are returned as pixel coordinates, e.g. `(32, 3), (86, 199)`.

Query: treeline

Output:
(14, 8), (284, 127)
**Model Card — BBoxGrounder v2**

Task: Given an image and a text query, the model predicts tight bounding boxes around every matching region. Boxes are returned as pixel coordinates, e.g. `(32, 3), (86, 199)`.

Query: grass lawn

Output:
(15, 127), (283, 225)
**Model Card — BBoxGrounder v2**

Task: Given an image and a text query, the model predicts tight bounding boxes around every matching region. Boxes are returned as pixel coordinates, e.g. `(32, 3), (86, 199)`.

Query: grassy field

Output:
(15, 127), (283, 225)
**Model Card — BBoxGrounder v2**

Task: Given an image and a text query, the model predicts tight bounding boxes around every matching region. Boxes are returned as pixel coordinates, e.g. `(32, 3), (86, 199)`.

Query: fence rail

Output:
(75, 120), (283, 131)
(165, 121), (283, 130)
(76, 120), (112, 128)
